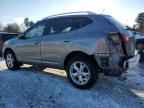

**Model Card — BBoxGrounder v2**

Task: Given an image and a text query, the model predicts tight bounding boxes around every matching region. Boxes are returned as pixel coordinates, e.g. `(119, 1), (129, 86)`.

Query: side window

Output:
(74, 17), (92, 29)
(47, 18), (74, 35)
(25, 21), (46, 38)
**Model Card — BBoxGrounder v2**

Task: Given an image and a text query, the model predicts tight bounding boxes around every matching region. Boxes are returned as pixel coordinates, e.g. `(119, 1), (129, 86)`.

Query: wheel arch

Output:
(64, 51), (99, 70)
(3, 48), (15, 59)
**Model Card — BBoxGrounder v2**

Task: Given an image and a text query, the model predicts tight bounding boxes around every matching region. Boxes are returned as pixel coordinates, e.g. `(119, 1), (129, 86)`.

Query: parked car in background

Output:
(133, 31), (144, 63)
(0, 32), (18, 55)
(2, 11), (140, 89)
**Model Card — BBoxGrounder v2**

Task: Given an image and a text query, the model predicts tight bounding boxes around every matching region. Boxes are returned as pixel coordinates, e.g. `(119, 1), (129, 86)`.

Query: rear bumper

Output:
(123, 53), (140, 69)
(94, 52), (140, 76)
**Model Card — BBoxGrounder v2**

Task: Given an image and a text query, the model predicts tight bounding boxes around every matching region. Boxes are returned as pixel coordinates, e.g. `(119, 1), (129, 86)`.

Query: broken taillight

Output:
(119, 33), (131, 43)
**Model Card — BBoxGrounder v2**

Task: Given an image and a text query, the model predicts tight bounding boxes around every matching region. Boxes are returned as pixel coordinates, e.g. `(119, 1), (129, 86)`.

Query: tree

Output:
(29, 21), (34, 27)
(135, 12), (144, 33)
(24, 18), (34, 29)
(4, 23), (20, 33)
(24, 18), (30, 28)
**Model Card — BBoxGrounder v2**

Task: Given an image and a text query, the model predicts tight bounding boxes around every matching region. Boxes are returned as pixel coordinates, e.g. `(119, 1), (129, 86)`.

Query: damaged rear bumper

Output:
(94, 52), (140, 76)
(95, 52), (140, 70)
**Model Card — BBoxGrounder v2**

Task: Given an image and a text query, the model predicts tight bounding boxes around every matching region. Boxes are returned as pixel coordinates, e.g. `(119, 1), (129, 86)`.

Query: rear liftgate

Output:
(95, 32), (127, 76)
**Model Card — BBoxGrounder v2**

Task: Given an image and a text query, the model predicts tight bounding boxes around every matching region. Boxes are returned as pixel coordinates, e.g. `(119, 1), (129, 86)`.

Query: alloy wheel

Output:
(6, 53), (14, 68)
(70, 61), (90, 85)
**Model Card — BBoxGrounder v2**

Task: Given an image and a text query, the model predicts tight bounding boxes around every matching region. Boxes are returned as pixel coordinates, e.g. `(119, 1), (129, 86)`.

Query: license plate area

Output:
(107, 33), (122, 53)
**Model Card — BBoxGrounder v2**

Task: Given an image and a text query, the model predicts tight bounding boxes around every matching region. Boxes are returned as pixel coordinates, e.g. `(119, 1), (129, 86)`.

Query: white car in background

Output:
(133, 31), (144, 63)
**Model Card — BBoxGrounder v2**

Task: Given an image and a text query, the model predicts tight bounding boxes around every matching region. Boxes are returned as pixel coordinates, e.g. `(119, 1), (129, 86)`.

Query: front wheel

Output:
(5, 51), (20, 70)
(66, 56), (99, 89)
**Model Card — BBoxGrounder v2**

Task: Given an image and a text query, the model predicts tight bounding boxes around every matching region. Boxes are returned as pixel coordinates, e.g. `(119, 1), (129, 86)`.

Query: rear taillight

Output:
(119, 32), (135, 56)
(120, 33), (131, 43)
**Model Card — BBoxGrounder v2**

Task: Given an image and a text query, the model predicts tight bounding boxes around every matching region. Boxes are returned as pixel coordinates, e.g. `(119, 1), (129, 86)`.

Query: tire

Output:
(66, 55), (99, 89)
(5, 50), (20, 70)
(139, 50), (144, 63)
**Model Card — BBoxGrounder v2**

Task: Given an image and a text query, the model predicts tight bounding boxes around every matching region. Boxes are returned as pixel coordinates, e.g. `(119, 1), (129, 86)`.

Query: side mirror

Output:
(18, 33), (26, 39)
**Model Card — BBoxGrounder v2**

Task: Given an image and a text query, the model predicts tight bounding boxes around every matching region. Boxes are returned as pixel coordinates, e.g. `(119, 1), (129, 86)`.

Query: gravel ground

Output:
(0, 57), (144, 108)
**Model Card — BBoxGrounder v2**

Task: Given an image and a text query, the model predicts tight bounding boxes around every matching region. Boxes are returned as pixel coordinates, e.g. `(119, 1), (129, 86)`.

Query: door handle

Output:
(33, 42), (39, 44)
(63, 40), (70, 43)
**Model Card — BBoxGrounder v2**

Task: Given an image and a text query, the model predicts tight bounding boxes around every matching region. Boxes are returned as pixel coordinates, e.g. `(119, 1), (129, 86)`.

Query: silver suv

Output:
(2, 12), (140, 89)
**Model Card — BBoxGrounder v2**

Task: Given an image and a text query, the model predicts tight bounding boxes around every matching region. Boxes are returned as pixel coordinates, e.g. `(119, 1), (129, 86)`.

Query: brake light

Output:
(120, 33), (130, 43)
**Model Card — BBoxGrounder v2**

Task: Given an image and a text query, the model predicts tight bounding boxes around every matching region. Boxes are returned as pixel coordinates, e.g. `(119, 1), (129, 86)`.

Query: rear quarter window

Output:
(74, 17), (93, 29)
(47, 18), (75, 35)
(103, 15), (126, 30)
(103, 16), (134, 38)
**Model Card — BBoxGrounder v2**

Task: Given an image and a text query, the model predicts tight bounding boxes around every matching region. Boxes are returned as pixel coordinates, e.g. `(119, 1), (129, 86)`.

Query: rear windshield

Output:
(103, 15), (134, 37)
(104, 15), (126, 30)
(0, 34), (17, 41)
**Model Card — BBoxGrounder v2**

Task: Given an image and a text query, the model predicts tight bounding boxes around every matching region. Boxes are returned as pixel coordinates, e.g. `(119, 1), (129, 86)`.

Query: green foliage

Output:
(29, 21), (34, 27)
(0, 17), (34, 33)
(24, 18), (34, 28)
(24, 18), (30, 28)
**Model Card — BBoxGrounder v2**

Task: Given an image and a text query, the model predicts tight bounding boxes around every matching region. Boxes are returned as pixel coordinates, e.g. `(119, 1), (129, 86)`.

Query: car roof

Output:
(42, 11), (97, 20)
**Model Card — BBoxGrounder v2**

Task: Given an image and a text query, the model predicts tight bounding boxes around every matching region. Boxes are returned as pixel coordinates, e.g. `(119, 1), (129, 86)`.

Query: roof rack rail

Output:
(42, 11), (95, 20)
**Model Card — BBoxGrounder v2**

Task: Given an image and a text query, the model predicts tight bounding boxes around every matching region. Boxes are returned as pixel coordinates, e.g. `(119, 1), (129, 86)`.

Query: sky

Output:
(0, 0), (144, 27)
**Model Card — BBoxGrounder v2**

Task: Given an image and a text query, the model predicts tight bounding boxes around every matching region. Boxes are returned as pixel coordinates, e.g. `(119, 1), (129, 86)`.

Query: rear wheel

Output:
(66, 56), (99, 89)
(139, 50), (144, 63)
(5, 50), (20, 70)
